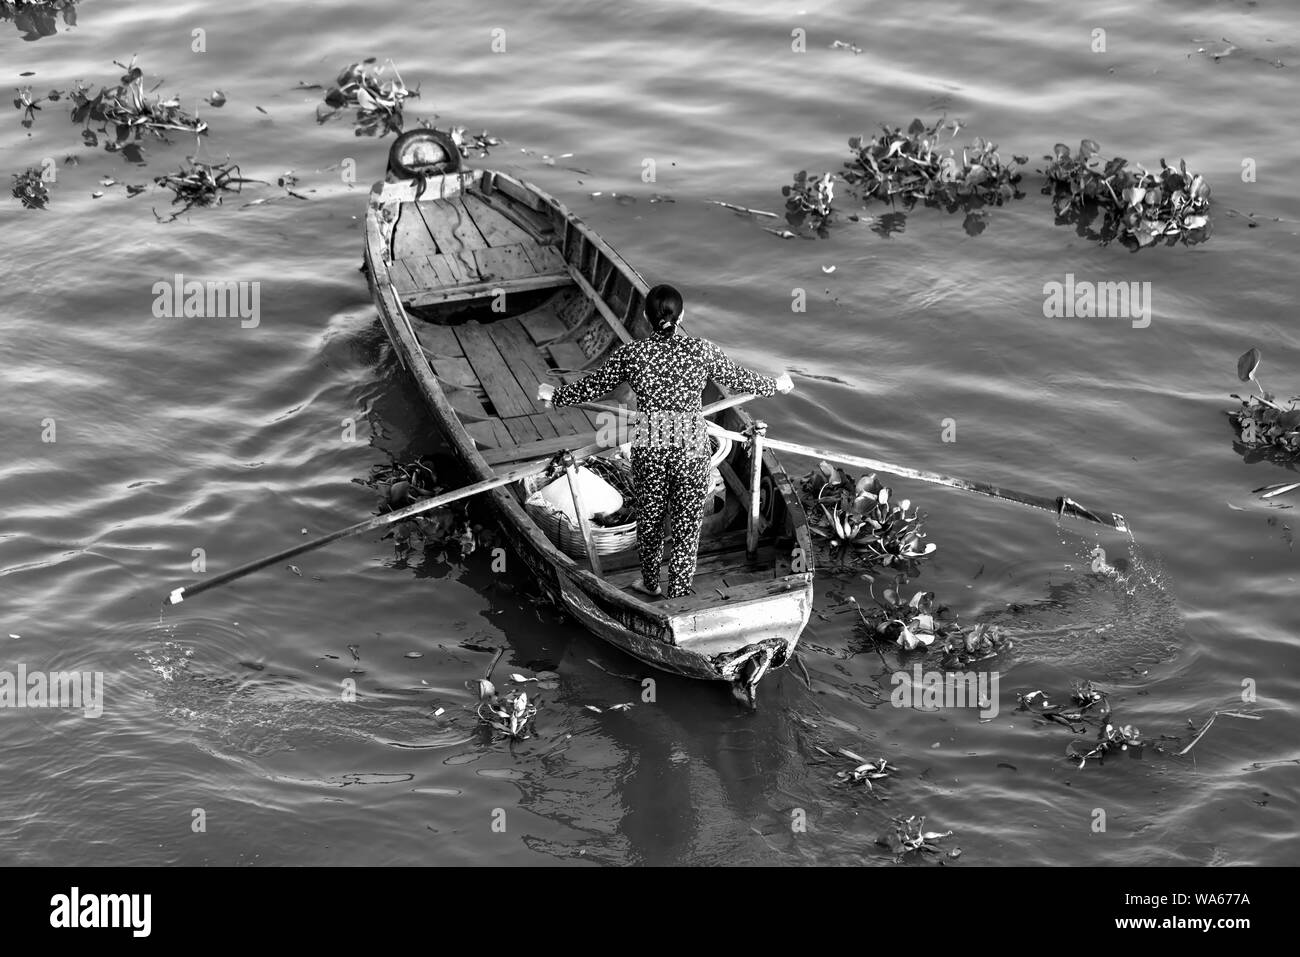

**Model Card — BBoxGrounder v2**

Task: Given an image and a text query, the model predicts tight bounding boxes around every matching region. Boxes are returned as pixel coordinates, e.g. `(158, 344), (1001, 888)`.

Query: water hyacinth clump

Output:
(842, 117), (1027, 215)
(13, 84), (61, 128)
(849, 583), (1012, 660)
(153, 159), (250, 215)
(1228, 348), (1300, 459)
(1042, 140), (1211, 249)
(1231, 397), (1300, 458)
(473, 678), (538, 741)
(356, 457), (482, 560)
(358, 457), (440, 507)
(849, 585), (953, 651)
(938, 621), (1010, 667)
(69, 57), (208, 149)
(801, 462), (936, 571)
(318, 59), (416, 137)
(445, 125), (502, 159)
(1017, 681), (1142, 768)
(11, 166), (50, 209)
(1070, 719), (1142, 768)
(782, 169), (835, 234)
(835, 754), (897, 789)
(876, 815), (954, 859)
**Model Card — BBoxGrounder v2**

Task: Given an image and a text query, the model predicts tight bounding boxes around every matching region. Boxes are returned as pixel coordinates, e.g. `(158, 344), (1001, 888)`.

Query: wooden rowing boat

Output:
(362, 133), (814, 704)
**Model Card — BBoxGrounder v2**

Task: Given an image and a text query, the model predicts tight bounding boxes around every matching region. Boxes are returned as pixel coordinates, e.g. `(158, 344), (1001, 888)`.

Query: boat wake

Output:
(135, 618), (475, 757)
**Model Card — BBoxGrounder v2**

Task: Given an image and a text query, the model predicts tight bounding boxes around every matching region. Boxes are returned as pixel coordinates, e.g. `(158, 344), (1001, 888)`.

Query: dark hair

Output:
(644, 284), (684, 335)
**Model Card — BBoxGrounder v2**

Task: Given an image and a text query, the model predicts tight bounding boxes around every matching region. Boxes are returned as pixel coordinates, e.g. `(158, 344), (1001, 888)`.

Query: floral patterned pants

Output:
(632, 446), (712, 597)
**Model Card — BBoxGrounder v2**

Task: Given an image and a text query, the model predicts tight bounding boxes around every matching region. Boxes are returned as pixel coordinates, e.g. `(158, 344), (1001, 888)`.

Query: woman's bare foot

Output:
(630, 579), (663, 598)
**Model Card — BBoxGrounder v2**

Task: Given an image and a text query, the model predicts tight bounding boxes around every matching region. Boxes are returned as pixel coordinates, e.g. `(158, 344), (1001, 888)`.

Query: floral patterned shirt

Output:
(552, 333), (777, 415)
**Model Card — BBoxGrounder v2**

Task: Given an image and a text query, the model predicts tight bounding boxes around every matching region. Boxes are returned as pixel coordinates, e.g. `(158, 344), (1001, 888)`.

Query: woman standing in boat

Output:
(539, 285), (793, 599)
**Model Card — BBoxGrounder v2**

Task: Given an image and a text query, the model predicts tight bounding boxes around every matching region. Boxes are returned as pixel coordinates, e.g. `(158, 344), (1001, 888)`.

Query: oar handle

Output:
(570, 392), (757, 421)
(164, 458), (555, 606)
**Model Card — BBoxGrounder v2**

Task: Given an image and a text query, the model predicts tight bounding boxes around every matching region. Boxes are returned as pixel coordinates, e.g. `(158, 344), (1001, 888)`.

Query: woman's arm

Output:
(705, 342), (781, 396)
(549, 347), (628, 407)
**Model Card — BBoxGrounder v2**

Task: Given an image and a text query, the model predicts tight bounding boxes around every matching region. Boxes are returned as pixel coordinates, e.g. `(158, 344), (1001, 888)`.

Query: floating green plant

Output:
(153, 159), (251, 216)
(69, 57), (208, 150)
(1228, 348), (1300, 459)
(318, 59), (416, 137)
(1042, 140), (1211, 249)
(10, 166), (50, 208)
(876, 815), (954, 859)
(782, 170), (835, 235)
(12, 84), (60, 128)
(445, 125), (502, 159)
(842, 117), (1026, 225)
(1017, 681), (1142, 768)
(801, 462), (936, 571)
(474, 678), (538, 740)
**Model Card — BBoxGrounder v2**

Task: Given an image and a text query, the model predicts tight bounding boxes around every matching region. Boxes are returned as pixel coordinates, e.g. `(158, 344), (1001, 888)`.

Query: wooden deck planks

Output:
(431, 357), (479, 390)
(429, 251), (472, 284)
(521, 241), (567, 273)
(480, 429), (602, 465)
(404, 274), (572, 308)
(524, 413), (562, 439)
(548, 341), (595, 376)
(387, 259), (420, 296)
(413, 322), (463, 358)
(461, 192), (533, 247)
(453, 321), (536, 419)
(466, 419), (513, 449)
(473, 244), (539, 283)
(502, 415), (543, 444)
(519, 311), (568, 343)
(489, 318), (603, 431)
(488, 319), (553, 400)
(402, 255), (443, 289)
(415, 200), (484, 279)
(392, 203), (435, 260)
(446, 199), (490, 250)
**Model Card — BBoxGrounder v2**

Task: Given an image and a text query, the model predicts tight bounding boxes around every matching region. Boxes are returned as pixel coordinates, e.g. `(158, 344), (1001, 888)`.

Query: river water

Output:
(1, 0), (1297, 865)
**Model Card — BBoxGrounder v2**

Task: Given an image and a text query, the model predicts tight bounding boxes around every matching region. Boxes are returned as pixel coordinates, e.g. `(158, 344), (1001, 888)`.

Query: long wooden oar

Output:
(707, 424), (1129, 533)
(164, 459), (556, 606)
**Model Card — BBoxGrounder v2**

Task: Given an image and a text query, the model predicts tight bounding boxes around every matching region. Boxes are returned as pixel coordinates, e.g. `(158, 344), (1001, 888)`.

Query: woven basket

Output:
(526, 433), (734, 560)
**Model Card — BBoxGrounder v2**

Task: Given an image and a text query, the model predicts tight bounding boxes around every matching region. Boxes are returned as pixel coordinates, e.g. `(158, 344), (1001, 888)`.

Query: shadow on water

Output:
(1, 0), (78, 41)
(415, 554), (808, 865)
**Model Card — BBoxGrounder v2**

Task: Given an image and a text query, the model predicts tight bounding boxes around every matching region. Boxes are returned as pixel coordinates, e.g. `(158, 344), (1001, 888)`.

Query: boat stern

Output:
(669, 573), (814, 703)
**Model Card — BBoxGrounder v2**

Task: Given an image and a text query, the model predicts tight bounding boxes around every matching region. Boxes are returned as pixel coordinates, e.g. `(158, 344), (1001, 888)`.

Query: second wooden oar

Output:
(165, 458), (556, 606)
(707, 425), (1129, 533)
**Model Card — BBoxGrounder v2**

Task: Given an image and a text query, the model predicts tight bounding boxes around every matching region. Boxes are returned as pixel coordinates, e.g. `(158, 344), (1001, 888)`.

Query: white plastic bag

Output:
(526, 467), (623, 525)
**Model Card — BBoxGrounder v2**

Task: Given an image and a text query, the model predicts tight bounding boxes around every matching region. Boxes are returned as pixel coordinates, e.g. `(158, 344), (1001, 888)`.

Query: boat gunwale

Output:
(365, 171), (814, 675)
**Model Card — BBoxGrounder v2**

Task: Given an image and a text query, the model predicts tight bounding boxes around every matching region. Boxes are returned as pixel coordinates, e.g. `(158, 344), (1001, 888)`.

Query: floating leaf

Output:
(1237, 347), (1261, 383)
